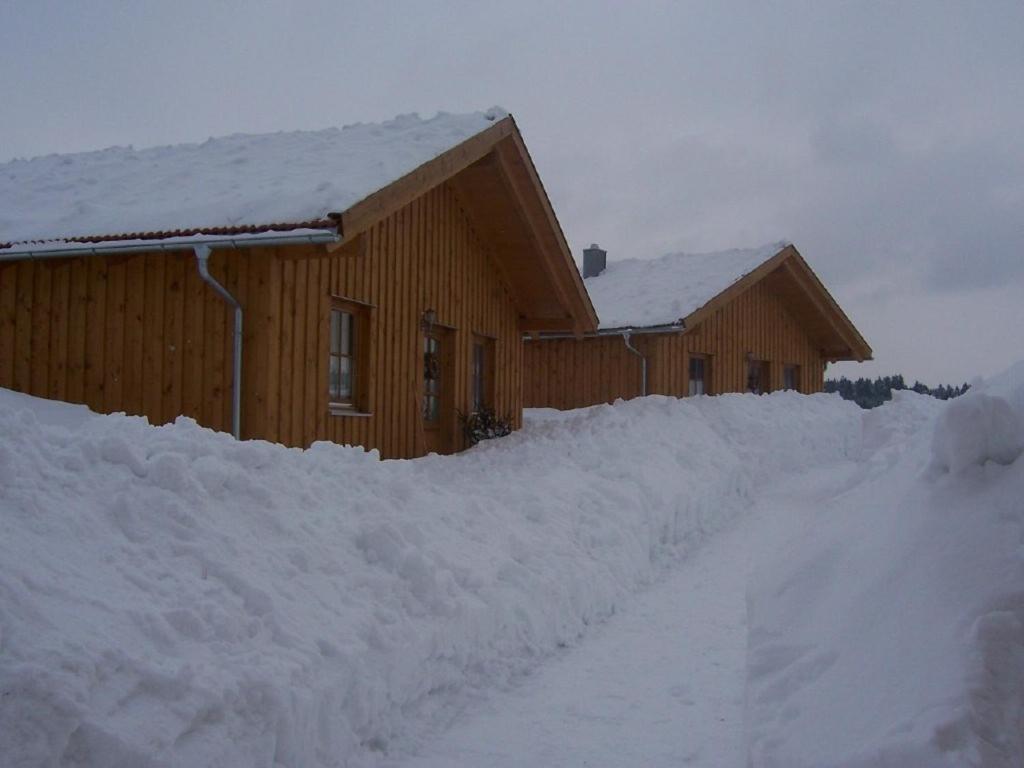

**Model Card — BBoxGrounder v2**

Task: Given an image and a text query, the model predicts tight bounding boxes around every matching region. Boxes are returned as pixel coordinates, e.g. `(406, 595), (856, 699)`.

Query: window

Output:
(471, 336), (494, 413)
(783, 364), (801, 392)
(688, 355), (708, 396)
(423, 333), (442, 423)
(747, 358), (770, 395)
(329, 298), (369, 412)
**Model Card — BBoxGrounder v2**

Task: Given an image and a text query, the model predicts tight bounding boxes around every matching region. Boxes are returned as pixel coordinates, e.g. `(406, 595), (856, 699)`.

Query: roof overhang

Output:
(335, 115), (599, 335)
(534, 244), (872, 361)
(680, 243), (872, 362)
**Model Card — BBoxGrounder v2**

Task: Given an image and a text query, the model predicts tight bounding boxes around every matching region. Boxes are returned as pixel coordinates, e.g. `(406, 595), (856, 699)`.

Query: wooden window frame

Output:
(470, 334), (496, 414)
(328, 297), (371, 416)
(422, 330), (444, 425)
(747, 357), (771, 395)
(688, 353), (710, 397)
(783, 363), (801, 393)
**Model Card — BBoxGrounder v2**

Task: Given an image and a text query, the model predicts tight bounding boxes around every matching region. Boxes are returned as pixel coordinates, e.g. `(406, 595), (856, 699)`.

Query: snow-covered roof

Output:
(0, 108), (508, 246)
(586, 242), (789, 330)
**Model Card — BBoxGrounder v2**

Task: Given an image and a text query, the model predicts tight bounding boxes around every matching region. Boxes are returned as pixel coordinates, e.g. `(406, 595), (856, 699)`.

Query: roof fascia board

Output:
(490, 138), (580, 327)
(780, 256), (870, 361)
(335, 116), (515, 246)
(504, 123), (598, 332)
(679, 245), (794, 330)
(784, 248), (873, 360)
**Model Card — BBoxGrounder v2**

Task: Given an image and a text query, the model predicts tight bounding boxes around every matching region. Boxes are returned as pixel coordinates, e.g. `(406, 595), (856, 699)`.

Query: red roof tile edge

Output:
(1, 218), (340, 250)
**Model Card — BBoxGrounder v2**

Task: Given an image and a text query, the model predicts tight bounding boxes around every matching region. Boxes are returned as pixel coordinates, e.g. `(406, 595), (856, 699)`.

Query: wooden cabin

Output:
(523, 242), (871, 409)
(0, 109), (597, 458)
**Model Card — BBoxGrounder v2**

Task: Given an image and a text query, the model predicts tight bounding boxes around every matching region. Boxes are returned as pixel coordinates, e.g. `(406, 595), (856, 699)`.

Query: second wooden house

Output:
(523, 242), (871, 409)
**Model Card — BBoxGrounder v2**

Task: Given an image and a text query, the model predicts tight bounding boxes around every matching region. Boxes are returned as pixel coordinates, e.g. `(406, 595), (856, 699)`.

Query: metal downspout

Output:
(193, 244), (242, 439)
(622, 331), (647, 397)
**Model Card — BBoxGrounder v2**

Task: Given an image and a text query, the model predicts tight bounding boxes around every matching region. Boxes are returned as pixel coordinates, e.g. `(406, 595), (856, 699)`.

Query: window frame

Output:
(470, 334), (496, 414)
(747, 358), (771, 395)
(688, 353), (710, 397)
(783, 363), (801, 392)
(328, 296), (372, 416)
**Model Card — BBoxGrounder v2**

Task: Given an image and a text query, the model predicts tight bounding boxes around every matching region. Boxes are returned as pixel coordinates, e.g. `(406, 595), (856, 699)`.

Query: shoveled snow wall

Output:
(745, 367), (1024, 768)
(0, 389), (861, 768)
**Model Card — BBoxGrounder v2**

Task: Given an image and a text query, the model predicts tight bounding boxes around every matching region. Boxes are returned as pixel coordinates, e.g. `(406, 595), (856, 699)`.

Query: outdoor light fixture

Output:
(421, 308), (437, 331)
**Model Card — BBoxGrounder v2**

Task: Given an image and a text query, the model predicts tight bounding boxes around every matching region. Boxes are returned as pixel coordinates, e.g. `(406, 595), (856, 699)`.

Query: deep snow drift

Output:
(0, 388), (860, 767)
(4, 367), (1023, 768)
(746, 365), (1024, 767)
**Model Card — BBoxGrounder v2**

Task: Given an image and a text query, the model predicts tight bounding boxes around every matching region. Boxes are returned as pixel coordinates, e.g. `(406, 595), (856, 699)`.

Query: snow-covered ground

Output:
(391, 465), (861, 768)
(2, 364), (1023, 767)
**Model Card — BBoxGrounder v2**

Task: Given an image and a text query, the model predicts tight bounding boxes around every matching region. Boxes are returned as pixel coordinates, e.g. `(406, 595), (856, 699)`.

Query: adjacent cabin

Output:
(523, 242), (871, 409)
(0, 109), (598, 457)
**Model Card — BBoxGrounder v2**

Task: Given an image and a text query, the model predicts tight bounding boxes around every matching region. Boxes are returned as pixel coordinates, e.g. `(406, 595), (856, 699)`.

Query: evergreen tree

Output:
(823, 374), (970, 409)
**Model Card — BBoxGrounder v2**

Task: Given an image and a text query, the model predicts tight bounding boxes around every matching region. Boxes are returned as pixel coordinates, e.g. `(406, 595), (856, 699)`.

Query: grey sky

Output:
(2, 1), (1022, 383)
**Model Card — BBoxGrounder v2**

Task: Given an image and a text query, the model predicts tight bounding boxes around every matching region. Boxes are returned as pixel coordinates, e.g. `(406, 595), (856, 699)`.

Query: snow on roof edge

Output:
(0, 108), (509, 245)
(586, 241), (790, 330)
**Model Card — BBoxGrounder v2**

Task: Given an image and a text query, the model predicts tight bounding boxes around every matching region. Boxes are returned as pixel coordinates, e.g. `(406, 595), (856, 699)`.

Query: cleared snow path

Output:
(392, 463), (858, 768)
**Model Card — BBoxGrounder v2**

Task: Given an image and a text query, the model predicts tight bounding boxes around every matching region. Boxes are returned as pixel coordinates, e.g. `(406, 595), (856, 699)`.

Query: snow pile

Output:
(0, 108), (506, 244)
(584, 242), (786, 329)
(0, 389), (860, 767)
(929, 393), (1023, 474)
(746, 368), (1024, 767)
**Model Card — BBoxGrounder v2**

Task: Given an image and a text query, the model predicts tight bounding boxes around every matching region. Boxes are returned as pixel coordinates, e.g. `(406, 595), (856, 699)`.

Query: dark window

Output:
(688, 355), (708, 396)
(472, 342), (485, 412)
(747, 359), (770, 395)
(423, 333), (442, 423)
(329, 308), (355, 405)
(783, 364), (800, 392)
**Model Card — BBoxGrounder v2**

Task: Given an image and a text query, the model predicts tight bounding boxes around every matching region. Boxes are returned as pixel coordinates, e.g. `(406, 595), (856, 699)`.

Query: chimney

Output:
(582, 243), (607, 278)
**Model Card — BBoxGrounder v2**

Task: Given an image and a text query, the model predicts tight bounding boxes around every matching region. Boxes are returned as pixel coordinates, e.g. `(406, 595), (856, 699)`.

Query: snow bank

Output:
(746, 370), (1024, 767)
(584, 242), (786, 329)
(0, 108), (506, 244)
(929, 393), (1023, 474)
(0, 389), (860, 767)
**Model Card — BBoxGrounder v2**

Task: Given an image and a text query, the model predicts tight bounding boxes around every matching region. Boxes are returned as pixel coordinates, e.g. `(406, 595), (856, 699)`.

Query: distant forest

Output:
(823, 374), (970, 409)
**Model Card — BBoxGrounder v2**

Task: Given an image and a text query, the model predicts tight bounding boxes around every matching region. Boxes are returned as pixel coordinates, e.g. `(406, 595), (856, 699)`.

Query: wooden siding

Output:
(255, 181), (522, 458)
(0, 249), (252, 432)
(0, 179), (522, 459)
(523, 280), (826, 409)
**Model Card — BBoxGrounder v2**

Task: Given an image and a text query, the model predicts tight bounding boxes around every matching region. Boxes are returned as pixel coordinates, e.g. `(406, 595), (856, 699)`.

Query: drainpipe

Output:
(193, 244), (242, 439)
(622, 331), (648, 397)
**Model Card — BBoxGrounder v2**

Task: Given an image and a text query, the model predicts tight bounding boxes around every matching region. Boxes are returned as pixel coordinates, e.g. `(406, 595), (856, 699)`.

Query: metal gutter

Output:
(192, 244), (243, 439)
(523, 323), (685, 341)
(1, 229), (340, 441)
(0, 231), (339, 261)
(621, 332), (648, 397)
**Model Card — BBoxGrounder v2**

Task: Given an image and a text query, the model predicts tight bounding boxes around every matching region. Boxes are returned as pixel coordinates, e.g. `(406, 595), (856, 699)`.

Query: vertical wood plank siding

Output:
(523, 280), (825, 409)
(0, 179), (522, 459)
(260, 180), (522, 459)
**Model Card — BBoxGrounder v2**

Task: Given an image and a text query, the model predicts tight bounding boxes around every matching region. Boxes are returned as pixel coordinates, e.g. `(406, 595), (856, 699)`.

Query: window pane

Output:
(339, 356), (352, 399)
(329, 355), (340, 400)
(473, 344), (484, 411)
(341, 312), (352, 355)
(330, 311), (341, 356)
(689, 357), (705, 396)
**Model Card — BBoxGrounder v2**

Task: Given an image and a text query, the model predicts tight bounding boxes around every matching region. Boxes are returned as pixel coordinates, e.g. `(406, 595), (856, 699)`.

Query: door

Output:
(422, 326), (453, 454)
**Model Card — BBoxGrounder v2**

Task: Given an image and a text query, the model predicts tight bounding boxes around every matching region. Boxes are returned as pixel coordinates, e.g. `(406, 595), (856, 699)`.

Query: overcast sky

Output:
(2, 1), (1022, 383)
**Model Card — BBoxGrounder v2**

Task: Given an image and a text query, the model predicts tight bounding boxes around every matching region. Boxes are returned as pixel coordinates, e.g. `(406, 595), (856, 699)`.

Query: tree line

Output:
(823, 374), (970, 409)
